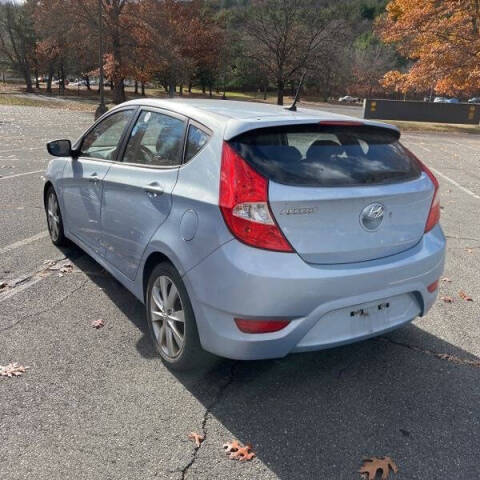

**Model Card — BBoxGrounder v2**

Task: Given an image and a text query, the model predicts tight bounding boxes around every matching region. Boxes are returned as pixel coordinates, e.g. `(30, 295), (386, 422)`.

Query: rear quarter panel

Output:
(140, 129), (233, 277)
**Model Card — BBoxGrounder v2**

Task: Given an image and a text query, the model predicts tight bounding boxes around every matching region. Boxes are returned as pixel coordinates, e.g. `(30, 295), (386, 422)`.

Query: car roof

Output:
(118, 98), (399, 140)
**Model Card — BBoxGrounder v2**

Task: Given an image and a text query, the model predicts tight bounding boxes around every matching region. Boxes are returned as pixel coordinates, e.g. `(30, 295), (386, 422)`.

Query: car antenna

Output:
(285, 70), (307, 112)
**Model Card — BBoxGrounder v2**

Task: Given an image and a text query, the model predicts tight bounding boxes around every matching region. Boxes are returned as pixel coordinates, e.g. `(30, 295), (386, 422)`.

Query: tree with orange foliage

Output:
(74, 0), (139, 103)
(135, 0), (224, 97)
(378, 0), (480, 97)
(33, 0), (74, 94)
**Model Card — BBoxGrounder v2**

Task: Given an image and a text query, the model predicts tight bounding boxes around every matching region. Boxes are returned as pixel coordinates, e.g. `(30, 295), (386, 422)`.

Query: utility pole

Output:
(95, 0), (107, 120)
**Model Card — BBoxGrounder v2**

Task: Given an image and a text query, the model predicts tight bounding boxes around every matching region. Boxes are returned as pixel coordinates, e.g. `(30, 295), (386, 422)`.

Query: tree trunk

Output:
(141, 81), (145, 96)
(35, 69), (40, 89)
(113, 78), (125, 104)
(85, 75), (91, 91)
(188, 82), (192, 93)
(276, 78), (284, 105)
(202, 83), (206, 94)
(59, 63), (65, 95)
(179, 84), (183, 96)
(23, 64), (33, 93)
(46, 67), (53, 94)
(263, 83), (267, 100)
(134, 80), (138, 94)
(25, 75), (33, 93)
(209, 84), (212, 97)
(168, 83), (175, 98)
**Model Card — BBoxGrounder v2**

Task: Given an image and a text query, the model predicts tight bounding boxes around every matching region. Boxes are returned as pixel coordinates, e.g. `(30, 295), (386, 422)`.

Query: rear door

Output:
(228, 123), (434, 264)
(100, 108), (187, 280)
(62, 109), (135, 255)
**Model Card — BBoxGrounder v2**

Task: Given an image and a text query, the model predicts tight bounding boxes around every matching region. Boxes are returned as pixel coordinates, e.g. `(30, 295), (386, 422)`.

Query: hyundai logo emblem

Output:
(360, 203), (385, 231)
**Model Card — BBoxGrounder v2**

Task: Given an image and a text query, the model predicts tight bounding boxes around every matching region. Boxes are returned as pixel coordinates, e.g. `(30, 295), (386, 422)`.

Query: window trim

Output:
(116, 106), (188, 170)
(181, 119), (212, 165)
(74, 106), (138, 163)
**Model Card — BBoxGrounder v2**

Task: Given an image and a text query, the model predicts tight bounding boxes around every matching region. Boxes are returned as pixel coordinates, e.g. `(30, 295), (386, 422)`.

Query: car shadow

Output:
(66, 247), (480, 479)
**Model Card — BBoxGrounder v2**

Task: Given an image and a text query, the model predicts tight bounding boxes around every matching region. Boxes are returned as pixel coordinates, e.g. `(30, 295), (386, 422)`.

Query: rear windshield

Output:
(229, 124), (421, 187)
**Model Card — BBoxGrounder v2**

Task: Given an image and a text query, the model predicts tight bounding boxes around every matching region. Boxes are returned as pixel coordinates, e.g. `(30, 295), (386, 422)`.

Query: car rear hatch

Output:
(227, 122), (435, 264)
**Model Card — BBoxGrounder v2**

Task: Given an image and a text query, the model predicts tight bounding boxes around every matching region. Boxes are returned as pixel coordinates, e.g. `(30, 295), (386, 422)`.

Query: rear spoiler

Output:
(224, 117), (400, 141)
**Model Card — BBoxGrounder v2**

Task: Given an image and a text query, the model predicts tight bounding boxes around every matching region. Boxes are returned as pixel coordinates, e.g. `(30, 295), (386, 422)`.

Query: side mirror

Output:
(47, 139), (73, 157)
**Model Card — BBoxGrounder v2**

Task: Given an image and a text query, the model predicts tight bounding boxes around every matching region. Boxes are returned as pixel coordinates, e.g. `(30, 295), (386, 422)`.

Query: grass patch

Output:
(0, 93), (97, 112)
(382, 119), (480, 135)
(0, 94), (50, 108)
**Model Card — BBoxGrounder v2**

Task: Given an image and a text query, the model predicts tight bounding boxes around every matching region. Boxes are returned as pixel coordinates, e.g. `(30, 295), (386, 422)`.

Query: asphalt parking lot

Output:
(1, 104), (479, 480)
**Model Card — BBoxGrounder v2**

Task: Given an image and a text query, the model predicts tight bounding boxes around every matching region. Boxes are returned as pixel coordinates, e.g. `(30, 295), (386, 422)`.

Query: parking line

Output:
(0, 169), (44, 180)
(0, 147), (44, 154)
(0, 231), (49, 255)
(430, 167), (480, 200)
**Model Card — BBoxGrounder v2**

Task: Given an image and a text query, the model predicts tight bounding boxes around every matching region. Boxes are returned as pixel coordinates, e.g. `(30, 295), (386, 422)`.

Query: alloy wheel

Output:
(47, 192), (61, 242)
(150, 275), (185, 359)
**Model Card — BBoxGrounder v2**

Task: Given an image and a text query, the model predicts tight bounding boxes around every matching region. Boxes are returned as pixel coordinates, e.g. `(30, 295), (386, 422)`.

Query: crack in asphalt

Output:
(0, 278), (89, 333)
(181, 362), (238, 480)
(445, 235), (480, 242)
(378, 337), (480, 368)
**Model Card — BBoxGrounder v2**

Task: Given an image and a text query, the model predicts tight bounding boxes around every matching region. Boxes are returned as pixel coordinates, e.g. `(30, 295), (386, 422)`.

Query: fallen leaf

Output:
(0, 281), (7, 290)
(188, 432), (205, 447)
(91, 319), (105, 329)
(359, 457), (398, 480)
(223, 440), (255, 461)
(459, 291), (473, 302)
(223, 440), (242, 453)
(59, 264), (73, 274)
(440, 277), (451, 283)
(441, 296), (454, 303)
(465, 248), (473, 254)
(229, 445), (256, 461)
(0, 363), (29, 378)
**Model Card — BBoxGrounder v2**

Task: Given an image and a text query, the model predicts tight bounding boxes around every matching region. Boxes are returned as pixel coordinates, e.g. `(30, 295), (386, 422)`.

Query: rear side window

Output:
(184, 124), (209, 163)
(229, 124), (421, 186)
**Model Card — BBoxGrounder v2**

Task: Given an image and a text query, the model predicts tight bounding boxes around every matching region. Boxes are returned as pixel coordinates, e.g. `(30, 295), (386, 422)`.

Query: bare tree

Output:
(239, 0), (342, 105)
(0, 0), (37, 92)
(352, 41), (397, 97)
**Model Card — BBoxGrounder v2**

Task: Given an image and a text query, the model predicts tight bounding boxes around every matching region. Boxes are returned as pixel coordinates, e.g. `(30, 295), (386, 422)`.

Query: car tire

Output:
(146, 262), (211, 371)
(45, 186), (68, 247)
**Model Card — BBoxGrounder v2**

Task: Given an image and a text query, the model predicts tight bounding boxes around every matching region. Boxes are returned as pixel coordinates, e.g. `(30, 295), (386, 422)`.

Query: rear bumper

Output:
(184, 225), (446, 360)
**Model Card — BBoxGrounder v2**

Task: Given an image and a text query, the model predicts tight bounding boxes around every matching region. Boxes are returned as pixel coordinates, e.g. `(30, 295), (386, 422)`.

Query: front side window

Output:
(80, 110), (133, 161)
(184, 124), (210, 163)
(123, 110), (185, 166)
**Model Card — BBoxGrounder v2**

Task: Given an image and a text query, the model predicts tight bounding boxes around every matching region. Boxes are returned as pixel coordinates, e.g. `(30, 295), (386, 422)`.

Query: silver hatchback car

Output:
(44, 99), (445, 369)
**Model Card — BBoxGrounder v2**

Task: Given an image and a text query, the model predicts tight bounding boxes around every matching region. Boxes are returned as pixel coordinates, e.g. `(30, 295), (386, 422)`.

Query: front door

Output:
(62, 109), (135, 255)
(100, 108), (186, 280)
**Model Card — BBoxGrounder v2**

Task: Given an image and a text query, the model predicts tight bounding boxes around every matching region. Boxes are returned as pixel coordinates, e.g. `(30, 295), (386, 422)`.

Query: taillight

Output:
(219, 142), (293, 252)
(406, 148), (440, 233)
(420, 162), (440, 233)
(234, 318), (290, 334)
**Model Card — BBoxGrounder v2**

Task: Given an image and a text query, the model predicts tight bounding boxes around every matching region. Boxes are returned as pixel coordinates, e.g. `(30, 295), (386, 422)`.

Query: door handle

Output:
(144, 182), (164, 198)
(89, 173), (101, 183)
